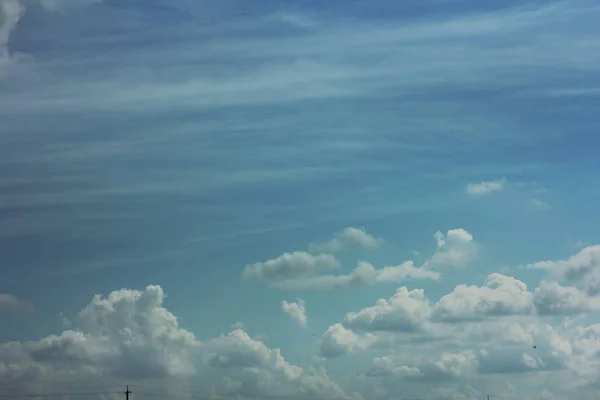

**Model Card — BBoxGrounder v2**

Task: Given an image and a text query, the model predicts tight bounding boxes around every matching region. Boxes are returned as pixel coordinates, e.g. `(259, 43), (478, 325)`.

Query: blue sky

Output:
(1, 0), (600, 399)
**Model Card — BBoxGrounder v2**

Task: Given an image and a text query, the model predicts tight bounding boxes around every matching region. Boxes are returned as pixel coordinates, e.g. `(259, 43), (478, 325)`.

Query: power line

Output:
(136, 394), (438, 400)
(128, 384), (350, 400)
(0, 387), (359, 400)
(134, 391), (355, 400)
(0, 386), (125, 393)
(0, 392), (121, 399)
(130, 384), (487, 400)
(0, 385), (513, 400)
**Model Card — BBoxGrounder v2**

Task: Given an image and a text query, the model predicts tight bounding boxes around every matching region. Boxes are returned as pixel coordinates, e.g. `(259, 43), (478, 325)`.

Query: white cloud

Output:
(246, 228), (468, 291)
(310, 227), (382, 253)
(2, 0), (600, 398)
(343, 287), (432, 333)
(483, 322), (573, 373)
(318, 269), (600, 378)
(201, 329), (350, 398)
(0, 285), (351, 399)
(367, 355), (424, 378)
(273, 261), (440, 291)
(0, 285), (199, 382)
(533, 280), (600, 316)
(432, 274), (533, 322)
(281, 298), (308, 328)
(319, 323), (377, 358)
(466, 178), (507, 195)
(0, 293), (33, 311)
(429, 273), (600, 323)
(425, 229), (477, 270)
(2, 277), (600, 399)
(526, 245), (600, 295)
(243, 251), (339, 280)
(357, 318), (577, 386)
(367, 351), (479, 381)
(342, 227), (381, 249)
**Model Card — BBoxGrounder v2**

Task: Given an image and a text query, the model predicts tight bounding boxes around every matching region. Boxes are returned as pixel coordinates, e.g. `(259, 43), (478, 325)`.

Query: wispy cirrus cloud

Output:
(4, 0), (600, 117)
(1, 0), (599, 285)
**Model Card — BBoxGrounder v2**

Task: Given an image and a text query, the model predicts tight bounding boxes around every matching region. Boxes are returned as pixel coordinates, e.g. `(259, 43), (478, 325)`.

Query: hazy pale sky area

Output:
(1, 0), (600, 399)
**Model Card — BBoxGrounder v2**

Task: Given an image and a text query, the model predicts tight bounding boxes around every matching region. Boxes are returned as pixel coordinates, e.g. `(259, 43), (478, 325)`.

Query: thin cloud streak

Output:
(2, 1), (600, 115)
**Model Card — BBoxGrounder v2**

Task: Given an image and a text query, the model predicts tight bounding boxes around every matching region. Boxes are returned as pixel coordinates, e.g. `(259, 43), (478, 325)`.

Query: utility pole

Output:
(125, 386), (132, 400)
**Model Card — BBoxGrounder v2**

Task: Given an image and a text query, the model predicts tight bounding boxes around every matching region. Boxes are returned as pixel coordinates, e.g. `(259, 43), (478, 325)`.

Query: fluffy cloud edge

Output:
(0, 285), (351, 399)
(281, 298), (308, 328)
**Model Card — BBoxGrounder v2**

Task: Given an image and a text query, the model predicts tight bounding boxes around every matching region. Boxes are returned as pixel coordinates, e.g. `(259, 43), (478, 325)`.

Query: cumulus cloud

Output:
(0, 293), (33, 311)
(526, 245), (600, 295)
(366, 356), (424, 378)
(465, 178), (507, 195)
(424, 229), (477, 270)
(367, 351), (478, 381)
(245, 228), (470, 290)
(320, 270), (600, 369)
(202, 329), (348, 398)
(243, 251), (339, 280)
(432, 274), (600, 322)
(310, 227), (382, 253)
(360, 319), (576, 383)
(479, 322), (574, 374)
(343, 287), (432, 333)
(532, 280), (600, 316)
(273, 261), (440, 291)
(0, 285), (351, 399)
(4, 0), (600, 398)
(281, 298), (307, 328)
(4, 255), (598, 398)
(13, 285), (199, 380)
(2, 279), (600, 399)
(432, 274), (534, 322)
(319, 323), (377, 358)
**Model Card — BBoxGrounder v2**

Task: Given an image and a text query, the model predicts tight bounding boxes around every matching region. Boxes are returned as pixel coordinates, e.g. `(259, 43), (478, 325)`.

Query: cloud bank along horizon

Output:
(3, 226), (600, 400)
